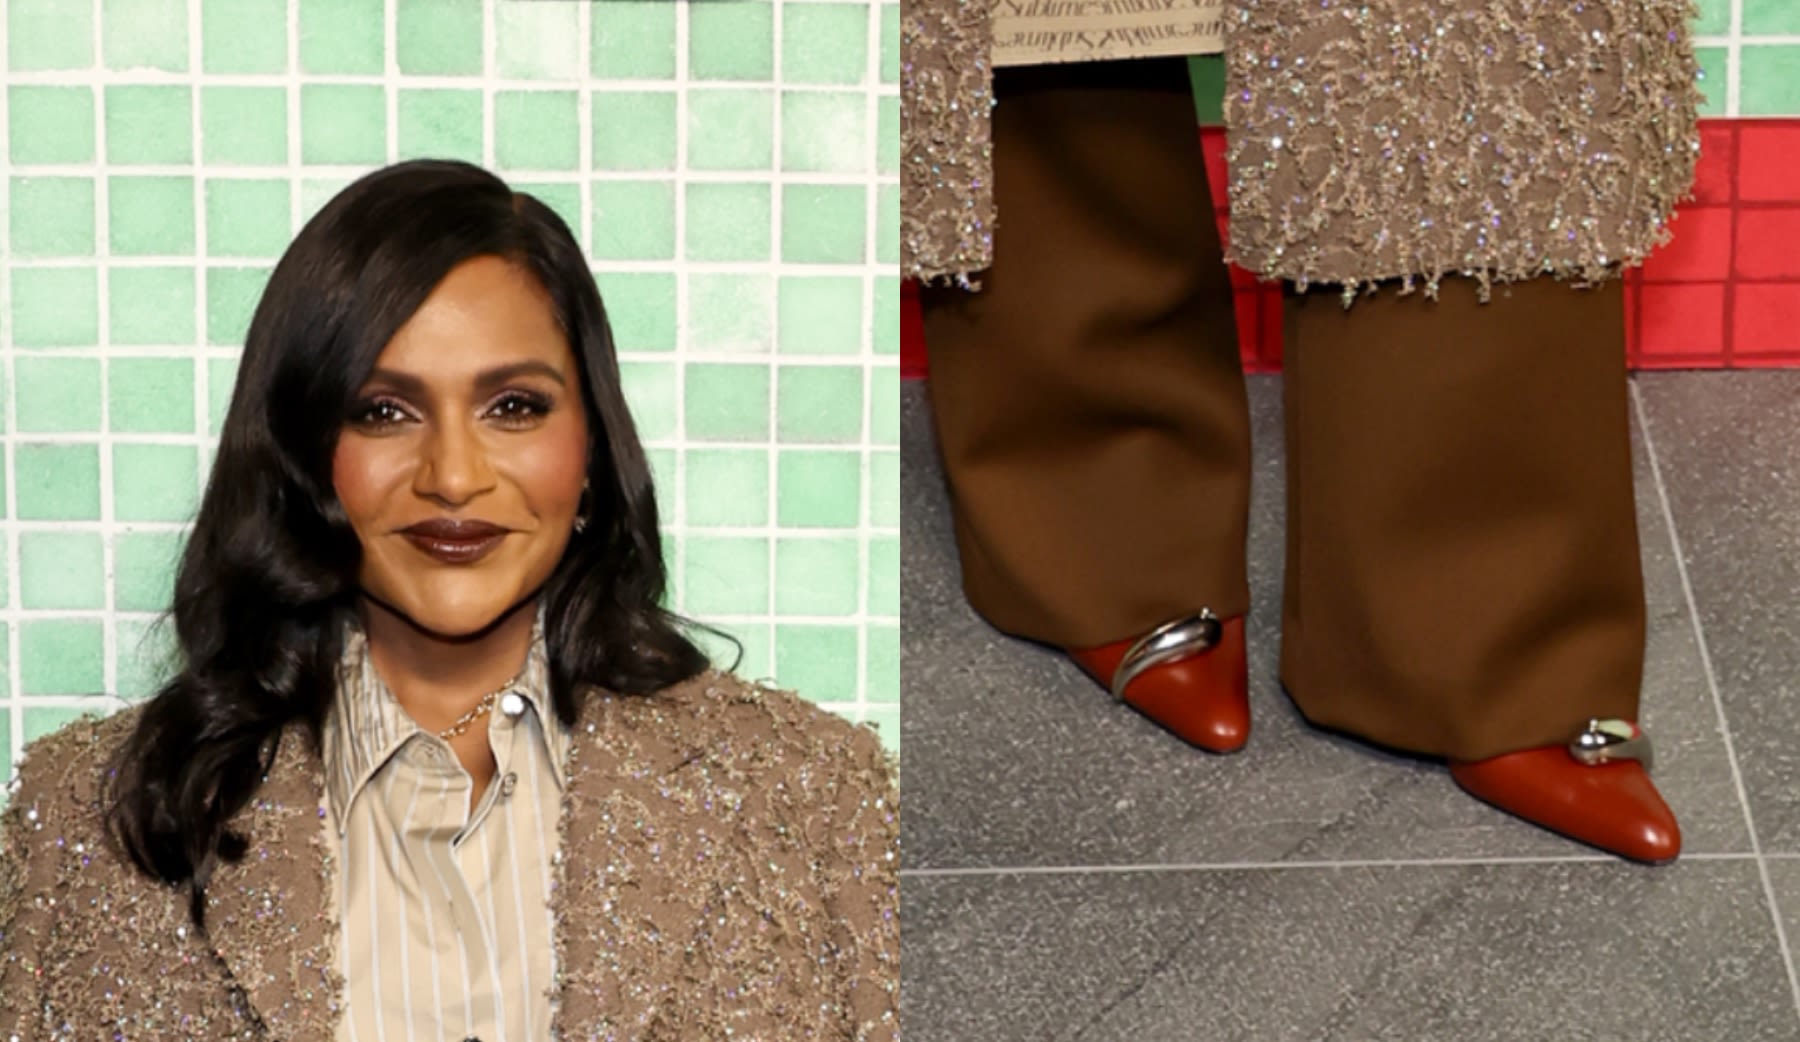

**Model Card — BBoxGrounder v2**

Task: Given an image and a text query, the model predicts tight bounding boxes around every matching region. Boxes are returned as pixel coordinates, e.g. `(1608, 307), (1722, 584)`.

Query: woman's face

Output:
(332, 255), (591, 639)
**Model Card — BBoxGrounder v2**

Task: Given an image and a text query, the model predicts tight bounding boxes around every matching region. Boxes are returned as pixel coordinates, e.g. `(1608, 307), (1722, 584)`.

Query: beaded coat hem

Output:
(901, 0), (1702, 296)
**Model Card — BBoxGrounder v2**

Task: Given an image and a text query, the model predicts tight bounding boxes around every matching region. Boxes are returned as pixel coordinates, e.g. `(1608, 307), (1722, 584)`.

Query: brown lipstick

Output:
(398, 519), (507, 564)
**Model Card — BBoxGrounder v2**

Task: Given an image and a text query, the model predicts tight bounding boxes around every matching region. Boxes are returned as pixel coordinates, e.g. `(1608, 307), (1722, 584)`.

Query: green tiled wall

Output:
(1, 0), (902, 781)
(1694, 0), (1800, 115)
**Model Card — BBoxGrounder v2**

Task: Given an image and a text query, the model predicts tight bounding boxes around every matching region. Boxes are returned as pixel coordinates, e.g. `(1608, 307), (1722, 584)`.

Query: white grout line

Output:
(1728, 0), (1744, 116)
(901, 851), (1762, 878)
(0, 600), (888, 620)
(8, 252), (880, 271)
(192, 0), (220, 607)
(855, 2), (884, 725)
(2, 74), (897, 94)
(0, 75), (900, 96)
(2, 14), (17, 768)
(4, 162), (882, 186)
(766, 0), (786, 687)
(383, 0), (398, 165)
(0, 514), (895, 534)
(481, 0), (496, 171)
(92, 0), (118, 703)
(672, 0), (693, 640)
(1694, 34), (1800, 46)
(575, 0), (592, 256)
(1631, 378), (1800, 1020)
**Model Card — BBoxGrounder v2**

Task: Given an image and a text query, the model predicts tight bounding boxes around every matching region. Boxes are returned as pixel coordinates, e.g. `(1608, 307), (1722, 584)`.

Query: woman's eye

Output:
(489, 391), (552, 427)
(349, 399), (410, 428)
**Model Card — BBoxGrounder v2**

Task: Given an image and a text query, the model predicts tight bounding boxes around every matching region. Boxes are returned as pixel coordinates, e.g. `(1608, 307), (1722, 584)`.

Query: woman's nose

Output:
(412, 420), (497, 504)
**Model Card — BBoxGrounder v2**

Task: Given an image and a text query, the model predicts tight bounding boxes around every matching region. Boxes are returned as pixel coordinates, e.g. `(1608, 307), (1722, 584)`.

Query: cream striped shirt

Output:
(323, 617), (569, 1042)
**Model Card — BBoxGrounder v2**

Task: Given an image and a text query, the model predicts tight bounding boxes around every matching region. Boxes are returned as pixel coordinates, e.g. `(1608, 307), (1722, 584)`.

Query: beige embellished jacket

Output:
(0, 672), (898, 1042)
(903, 0), (1701, 293)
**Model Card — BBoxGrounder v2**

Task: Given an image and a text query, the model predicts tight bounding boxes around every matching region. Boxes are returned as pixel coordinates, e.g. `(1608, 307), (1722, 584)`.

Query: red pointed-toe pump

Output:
(1066, 610), (1251, 753)
(1450, 719), (1680, 864)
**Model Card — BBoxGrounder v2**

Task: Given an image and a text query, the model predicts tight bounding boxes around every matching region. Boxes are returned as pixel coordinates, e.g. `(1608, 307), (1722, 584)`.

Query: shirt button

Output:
(500, 691), (527, 717)
(500, 772), (517, 797)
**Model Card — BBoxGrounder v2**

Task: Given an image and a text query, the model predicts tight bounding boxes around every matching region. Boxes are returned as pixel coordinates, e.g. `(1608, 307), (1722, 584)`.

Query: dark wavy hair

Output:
(104, 159), (711, 926)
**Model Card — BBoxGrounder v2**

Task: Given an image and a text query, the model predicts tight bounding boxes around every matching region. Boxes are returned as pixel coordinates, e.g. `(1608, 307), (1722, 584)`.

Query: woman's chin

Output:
(363, 587), (534, 642)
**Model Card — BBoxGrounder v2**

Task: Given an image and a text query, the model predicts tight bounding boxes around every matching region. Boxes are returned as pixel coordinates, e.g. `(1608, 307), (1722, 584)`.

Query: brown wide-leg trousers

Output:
(919, 58), (1646, 762)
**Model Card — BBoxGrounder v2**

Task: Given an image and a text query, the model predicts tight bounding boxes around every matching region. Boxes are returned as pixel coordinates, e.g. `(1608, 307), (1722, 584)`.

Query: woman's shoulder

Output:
(5, 704), (142, 815)
(581, 669), (896, 789)
(2, 705), (144, 898)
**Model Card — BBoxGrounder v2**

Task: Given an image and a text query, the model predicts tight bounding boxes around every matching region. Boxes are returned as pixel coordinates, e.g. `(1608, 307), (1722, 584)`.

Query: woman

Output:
(0, 160), (898, 1040)
(905, 3), (1697, 862)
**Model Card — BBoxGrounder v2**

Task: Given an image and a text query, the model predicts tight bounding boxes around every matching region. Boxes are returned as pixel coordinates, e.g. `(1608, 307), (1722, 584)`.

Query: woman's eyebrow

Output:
(361, 360), (570, 396)
(474, 360), (568, 392)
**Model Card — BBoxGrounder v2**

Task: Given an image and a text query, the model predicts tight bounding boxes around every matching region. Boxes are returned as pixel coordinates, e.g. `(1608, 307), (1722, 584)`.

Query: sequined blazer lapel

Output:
(544, 690), (695, 1038)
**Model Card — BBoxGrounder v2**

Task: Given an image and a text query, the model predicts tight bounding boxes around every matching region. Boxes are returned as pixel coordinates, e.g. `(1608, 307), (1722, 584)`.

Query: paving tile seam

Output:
(1632, 377), (1800, 1020)
(900, 851), (1762, 878)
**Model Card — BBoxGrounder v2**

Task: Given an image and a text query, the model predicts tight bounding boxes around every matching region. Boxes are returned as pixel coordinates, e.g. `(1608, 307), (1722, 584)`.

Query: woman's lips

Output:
(398, 520), (507, 565)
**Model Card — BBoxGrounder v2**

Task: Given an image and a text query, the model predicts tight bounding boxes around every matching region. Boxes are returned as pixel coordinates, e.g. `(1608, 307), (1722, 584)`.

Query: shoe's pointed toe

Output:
(1069, 616), (1250, 754)
(1450, 746), (1681, 864)
(1120, 655), (1250, 752)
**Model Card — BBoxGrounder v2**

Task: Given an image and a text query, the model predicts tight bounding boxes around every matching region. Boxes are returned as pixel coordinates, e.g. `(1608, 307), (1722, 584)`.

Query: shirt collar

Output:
(321, 605), (571, 827)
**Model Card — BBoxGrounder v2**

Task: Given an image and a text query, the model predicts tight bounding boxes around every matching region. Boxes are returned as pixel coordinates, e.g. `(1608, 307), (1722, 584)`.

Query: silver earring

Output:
(573, 482), (591, 534)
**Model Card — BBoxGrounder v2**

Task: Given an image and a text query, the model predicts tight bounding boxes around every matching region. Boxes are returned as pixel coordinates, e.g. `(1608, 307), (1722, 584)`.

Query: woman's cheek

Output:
(507, 433), (588, 518)
(331, 435), (403, 526)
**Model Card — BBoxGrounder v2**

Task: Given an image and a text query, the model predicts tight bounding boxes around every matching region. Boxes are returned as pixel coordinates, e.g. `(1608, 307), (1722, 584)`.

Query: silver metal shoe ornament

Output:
(1568, 718), (1653, 772)
(1111, 610), (1222, 700)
